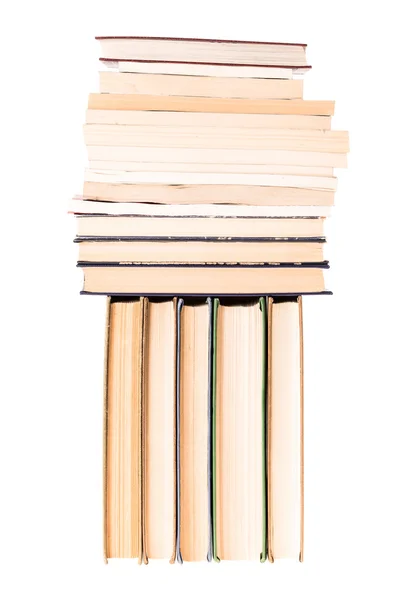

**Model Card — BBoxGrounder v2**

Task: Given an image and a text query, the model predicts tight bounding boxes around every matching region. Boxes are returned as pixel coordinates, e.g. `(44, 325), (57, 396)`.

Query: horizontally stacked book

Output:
(72, 36), (349, 295)
(71, 36), (349, 563)
(105, 296), (303, 563)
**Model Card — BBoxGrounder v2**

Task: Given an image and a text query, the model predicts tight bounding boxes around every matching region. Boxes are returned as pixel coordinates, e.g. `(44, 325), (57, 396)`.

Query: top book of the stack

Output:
(97, 36), (311, 74)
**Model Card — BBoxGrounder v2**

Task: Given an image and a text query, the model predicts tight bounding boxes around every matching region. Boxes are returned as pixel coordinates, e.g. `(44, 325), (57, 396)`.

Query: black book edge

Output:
(74, 237), (326, 243)
(77, 261), (330, 269)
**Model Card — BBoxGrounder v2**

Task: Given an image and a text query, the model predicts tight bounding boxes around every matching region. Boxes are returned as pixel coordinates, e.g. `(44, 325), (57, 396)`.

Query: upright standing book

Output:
(176, 299), (213, 562)
(212, 298), (267, 561)
(267, 297), (304, 561)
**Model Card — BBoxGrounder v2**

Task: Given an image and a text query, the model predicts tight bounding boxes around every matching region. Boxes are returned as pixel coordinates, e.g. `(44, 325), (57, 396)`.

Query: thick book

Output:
(70, 198), (332, 218)
(83, 125), (347, 154)
(81, 183), (335, 205)
(212, 298), (267, 561)
(99, 71), (304, 99)
(76, 215), (326, 239)
(80, 264), (329, 295)
(96, 36), (310, 70)
(86, 109), (332, 130)
(83, 170), (338, 191)
(267, 297), (304, 561)
(143, 298), (177, 563)
(86, 146), (346, 168)
(88, 162), (334, 177)
(88, 94), (334, 116)
(103, 298), (145, 562)
(176, 299), (213, 562)
(75, 239), (326, 264)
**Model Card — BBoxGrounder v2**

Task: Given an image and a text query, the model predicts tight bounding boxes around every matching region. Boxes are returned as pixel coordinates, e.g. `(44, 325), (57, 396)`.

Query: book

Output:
(83, 125), (348, 154)
(177, 299), (212, 562)
(86, 146), (347, 168)
(70, 198), (332, 218)
(104, 298), (143, 561)
(82, 182), (335, 205)
(96, 36), (310, 69)
(99, 71), (304, 99)
(88, 162), (334, 177)
(213, 299), (266, 560)
(267, 297), (303, 561)
(143, 298), (177, 562)
(84, 170), (337, 191)
(76, 239), (325, 264)
(110, 61), (294, 79)
(76, 215), (326, 239)
(80, 265), (329, 295)
(86, 109), (332, 130)
(88, 94), (334, 115)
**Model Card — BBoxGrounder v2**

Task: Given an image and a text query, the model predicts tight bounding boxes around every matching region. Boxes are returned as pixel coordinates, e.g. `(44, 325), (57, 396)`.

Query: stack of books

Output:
(72, 35), (348, 296)
(71, 36), (348, 563)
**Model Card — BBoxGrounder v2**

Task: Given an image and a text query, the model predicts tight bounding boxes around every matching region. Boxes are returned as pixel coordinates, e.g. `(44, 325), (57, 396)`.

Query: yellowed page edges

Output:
(141, 297), (149, 565)
(298, 296), (304, 563)
(142, 298), (177, 564)
(103, 298), (111, 564)
(267, 296), (303, 563)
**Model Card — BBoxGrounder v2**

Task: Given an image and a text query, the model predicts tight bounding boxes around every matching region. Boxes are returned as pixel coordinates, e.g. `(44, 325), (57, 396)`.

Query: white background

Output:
(1, 0), (399, 598)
